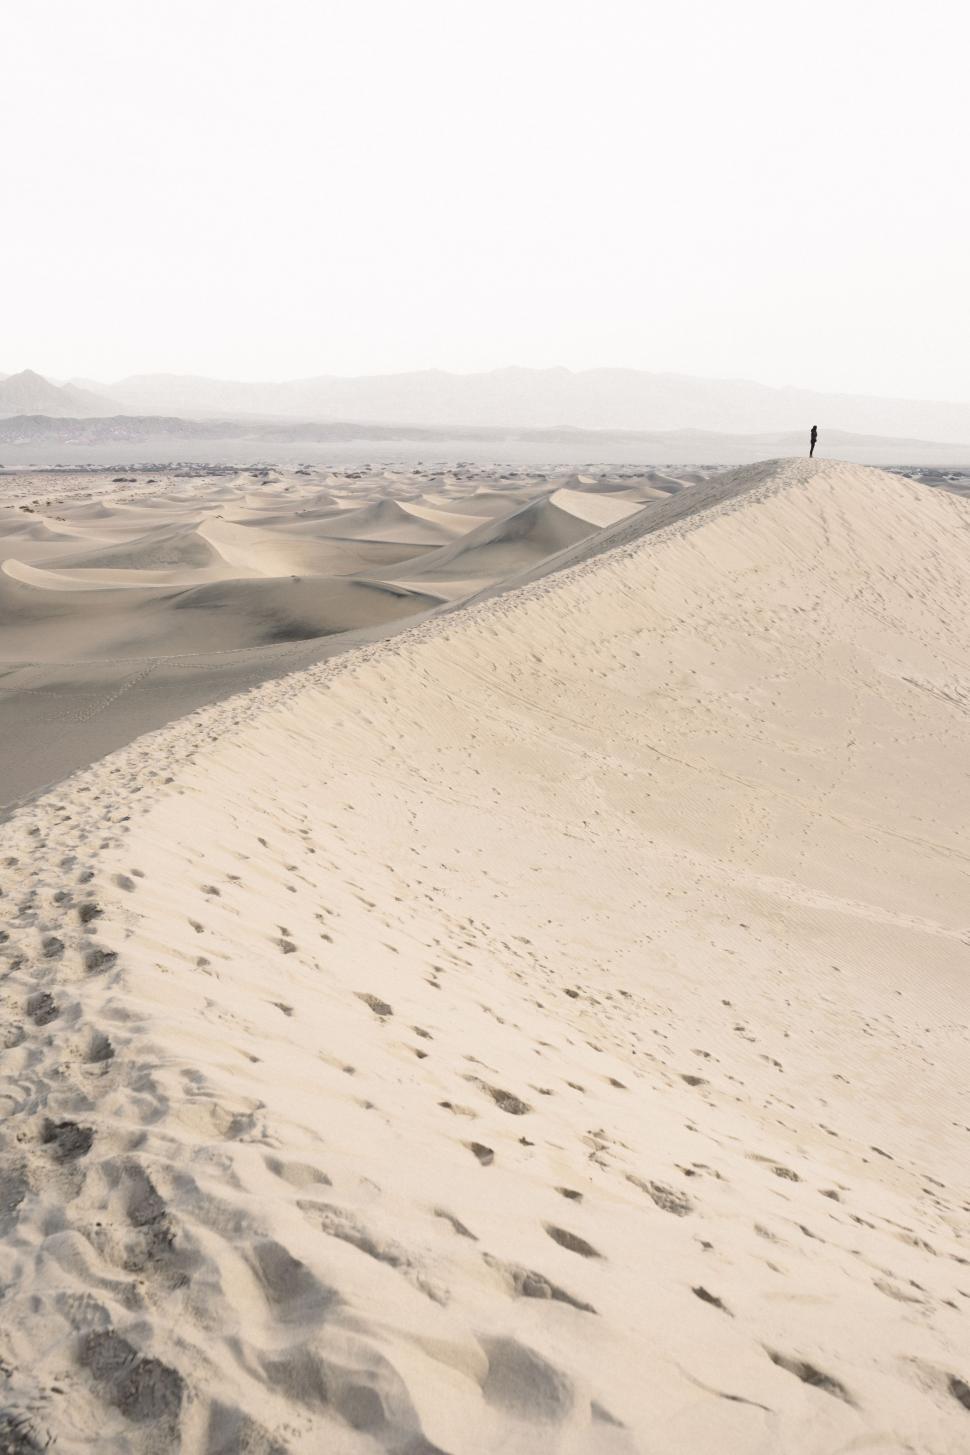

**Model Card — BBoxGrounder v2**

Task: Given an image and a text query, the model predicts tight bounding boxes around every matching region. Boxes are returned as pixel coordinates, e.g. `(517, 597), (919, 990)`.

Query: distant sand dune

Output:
(419, 488), (534, 516)
(1, 459), (968, 1451)
(0, 516), (77, 542)
(389, 499), (495, 535)
(307, 497), (457, 546)
(1, 464), (693, 804)
(2, 558), (191, 592)
(165, 574), (443, 645)
(49, 522), (226, 573)
(377, 496), (604, 593)
(0, 566), (442, 659)
(195, 518), (429, 579)
(547, 486), (644, 526)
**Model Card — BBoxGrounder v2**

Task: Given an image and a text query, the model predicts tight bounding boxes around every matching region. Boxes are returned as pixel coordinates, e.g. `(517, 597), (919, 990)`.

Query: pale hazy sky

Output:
(4, 0), (967, 397)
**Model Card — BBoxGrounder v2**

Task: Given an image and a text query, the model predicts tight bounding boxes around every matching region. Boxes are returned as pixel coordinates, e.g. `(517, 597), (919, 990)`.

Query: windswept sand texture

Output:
(1, 459), (969, 1452)
(0, 464), (687, 809)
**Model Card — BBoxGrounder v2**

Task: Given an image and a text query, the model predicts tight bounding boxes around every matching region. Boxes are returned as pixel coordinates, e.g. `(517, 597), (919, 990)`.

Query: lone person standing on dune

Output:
(810, 424), (818, 458)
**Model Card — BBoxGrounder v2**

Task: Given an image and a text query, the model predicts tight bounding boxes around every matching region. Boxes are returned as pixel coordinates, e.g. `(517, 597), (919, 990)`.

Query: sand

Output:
(0, 458), (968, 1453)
(0, 464), (692, 811)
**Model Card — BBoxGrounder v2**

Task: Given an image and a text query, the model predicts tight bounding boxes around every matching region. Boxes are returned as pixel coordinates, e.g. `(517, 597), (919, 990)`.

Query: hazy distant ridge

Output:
(56, 366), (970, 442)
(0, 369), (117, 419)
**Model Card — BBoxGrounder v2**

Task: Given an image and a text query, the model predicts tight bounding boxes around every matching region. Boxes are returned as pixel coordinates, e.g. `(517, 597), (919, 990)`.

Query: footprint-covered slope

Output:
(1, 459), (969, 1453)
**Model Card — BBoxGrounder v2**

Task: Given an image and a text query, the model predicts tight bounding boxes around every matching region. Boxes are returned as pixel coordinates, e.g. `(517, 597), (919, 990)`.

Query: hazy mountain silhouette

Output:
(62, 366), (970, 443)
(0, 369), (116, 418)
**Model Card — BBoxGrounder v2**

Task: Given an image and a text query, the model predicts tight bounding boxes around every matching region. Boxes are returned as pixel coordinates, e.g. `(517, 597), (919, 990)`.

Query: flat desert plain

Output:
(0, 458), (969, 1454)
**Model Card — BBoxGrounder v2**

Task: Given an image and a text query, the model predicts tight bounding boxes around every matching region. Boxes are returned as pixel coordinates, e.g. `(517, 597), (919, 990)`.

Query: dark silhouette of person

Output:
(810, 424), (818, 458)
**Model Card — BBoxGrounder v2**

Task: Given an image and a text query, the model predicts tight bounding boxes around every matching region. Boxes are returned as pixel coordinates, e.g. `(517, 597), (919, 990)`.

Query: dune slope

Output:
(3, 465), (695, 808)
(374, 496), (603, 599)
(1, 460), (969, 1453)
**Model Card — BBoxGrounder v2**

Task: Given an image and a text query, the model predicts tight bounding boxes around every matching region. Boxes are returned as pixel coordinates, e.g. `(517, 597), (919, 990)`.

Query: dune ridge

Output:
(0, 463), (697, 807)
(1, 459), (969, 1452)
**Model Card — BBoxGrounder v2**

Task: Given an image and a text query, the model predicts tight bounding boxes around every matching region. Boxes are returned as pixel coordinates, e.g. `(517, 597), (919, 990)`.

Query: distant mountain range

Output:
(0, 369), (116, 418)
(2, 366), (970, 444)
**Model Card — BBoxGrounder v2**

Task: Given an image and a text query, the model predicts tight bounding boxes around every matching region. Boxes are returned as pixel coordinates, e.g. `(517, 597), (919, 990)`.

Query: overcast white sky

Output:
(3, 0), (967, 397)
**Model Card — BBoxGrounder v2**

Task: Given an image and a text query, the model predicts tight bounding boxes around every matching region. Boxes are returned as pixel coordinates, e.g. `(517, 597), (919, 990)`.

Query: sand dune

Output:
(49, 523), (227, 574)
(0, 567), (442, 660)
(194, 519), (430, 580)
(416, 490), (534, 518)
(225, 503), (348, 531)
(3, 558), (187, 593)
(1, 459), (967, 1452)
(547, 487), (644, 527)
(0, 567), (179, 658)
(0, 521), (89, 567)
(0, 516), (77, 542)
(377, 497), (606, 596)
(389, 500), (495, 537)
(162, 575), (443, 647)
(308, 498), (457, 547)
(0, 465), (690, 807)
(55, 499), (130, 521)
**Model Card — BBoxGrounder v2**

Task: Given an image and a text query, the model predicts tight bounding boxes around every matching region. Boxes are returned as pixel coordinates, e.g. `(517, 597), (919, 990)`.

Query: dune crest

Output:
(1, 459), (969, 1452)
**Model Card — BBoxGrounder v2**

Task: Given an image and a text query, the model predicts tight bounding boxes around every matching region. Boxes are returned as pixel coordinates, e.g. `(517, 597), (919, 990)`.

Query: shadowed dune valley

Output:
(1, 455), (969, 1455)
